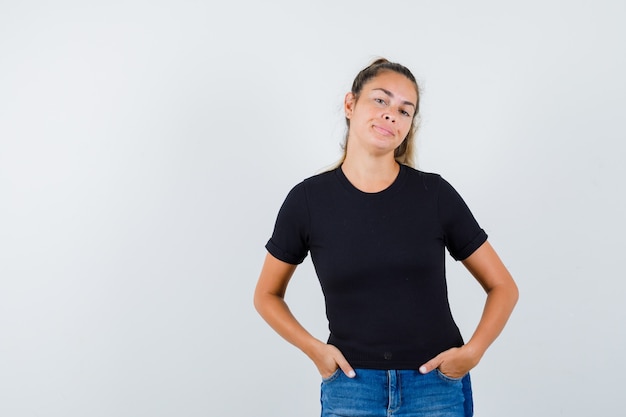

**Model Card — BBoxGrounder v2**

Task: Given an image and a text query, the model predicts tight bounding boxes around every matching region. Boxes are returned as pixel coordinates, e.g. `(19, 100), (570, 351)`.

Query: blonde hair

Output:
(341, 58), (421, 167)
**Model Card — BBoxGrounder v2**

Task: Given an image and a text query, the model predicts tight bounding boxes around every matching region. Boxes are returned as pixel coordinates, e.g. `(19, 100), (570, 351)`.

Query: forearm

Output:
(254, 292), (324, 359)
(464, 280), (519, 359)
(419, 276), (518, 377)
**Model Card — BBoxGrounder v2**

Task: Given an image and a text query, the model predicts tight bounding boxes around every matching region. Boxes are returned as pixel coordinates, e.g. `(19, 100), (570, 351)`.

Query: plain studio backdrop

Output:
(1, 1), (625, 416)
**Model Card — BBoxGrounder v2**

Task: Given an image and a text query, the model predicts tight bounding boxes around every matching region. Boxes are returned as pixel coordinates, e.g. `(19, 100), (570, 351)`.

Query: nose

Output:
(384, 114), (395, 123)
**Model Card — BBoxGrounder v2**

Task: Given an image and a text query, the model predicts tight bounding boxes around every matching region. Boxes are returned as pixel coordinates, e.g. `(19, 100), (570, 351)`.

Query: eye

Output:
(400, 109), (412, 117)
(374, 97), (386, 105)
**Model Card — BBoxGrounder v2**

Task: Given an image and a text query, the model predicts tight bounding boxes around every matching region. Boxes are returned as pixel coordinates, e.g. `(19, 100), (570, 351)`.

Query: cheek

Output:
(400, 123), (412, 138)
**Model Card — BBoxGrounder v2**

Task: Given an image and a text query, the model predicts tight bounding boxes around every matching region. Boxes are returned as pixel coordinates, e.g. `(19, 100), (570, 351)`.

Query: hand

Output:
(418, 345), (481, 379)
(309, 342), (356, 379)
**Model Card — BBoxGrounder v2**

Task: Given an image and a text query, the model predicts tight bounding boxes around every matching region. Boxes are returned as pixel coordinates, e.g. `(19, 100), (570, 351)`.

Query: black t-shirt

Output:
(266, 164), (487, 369)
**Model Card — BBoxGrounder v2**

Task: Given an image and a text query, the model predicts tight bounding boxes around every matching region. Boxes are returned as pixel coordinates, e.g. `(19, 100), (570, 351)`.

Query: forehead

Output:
(362, 70), (418, 103)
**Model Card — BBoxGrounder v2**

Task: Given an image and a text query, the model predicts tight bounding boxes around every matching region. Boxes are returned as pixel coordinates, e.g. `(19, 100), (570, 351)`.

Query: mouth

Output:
(373, 125), (394, 136)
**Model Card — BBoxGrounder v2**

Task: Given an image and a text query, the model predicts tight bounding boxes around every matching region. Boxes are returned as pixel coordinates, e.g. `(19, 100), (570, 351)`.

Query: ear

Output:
(344, 92), (355, 118)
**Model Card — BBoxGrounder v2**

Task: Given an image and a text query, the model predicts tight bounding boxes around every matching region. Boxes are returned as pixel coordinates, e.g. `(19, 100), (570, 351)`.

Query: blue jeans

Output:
(321, 369), (473, 417)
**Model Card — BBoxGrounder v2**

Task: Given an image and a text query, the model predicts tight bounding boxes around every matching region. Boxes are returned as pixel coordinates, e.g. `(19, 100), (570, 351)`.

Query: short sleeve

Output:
(437, 177), (488, 261)
(265, 183), (310, 265)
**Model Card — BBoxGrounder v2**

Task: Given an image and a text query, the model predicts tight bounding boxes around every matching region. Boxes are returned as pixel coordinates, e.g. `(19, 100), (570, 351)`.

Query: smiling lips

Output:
(373, 124), (394, 137)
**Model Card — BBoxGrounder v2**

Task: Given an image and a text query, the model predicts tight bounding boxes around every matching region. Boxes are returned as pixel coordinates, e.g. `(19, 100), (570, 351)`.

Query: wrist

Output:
(462, 342), (485, 365)
(301, 338), (326, 360)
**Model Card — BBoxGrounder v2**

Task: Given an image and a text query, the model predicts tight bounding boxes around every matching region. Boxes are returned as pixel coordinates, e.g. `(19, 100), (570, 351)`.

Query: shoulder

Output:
(291, 168), (338, 194)
(301, 168), (337, 186)
(401, 166), (468, 204)
(402, 165), (445, 191)
(281, 169), (337, 203)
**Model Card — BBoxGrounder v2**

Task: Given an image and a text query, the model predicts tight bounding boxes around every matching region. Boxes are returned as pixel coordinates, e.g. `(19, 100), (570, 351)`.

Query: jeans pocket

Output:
(435, 368), (464, 383)
(321, 368), (342, 384)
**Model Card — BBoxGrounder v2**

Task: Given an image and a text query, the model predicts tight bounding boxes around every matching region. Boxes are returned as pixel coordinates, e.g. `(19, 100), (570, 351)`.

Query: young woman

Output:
(254, 58), (518, 417)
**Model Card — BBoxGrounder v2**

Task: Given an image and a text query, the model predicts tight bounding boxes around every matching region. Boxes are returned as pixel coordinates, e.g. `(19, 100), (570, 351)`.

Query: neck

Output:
(341, 150), (400, 193)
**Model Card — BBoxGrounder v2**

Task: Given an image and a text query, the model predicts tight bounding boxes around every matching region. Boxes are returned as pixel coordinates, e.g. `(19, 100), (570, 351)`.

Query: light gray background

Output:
(1, 1), (624, 416)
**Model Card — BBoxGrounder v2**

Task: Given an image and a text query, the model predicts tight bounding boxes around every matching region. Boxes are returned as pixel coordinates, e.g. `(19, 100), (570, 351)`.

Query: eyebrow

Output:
(373, 88), (416, 109)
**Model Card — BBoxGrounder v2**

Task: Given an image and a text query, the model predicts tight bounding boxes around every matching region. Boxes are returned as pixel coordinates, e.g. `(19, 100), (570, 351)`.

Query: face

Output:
(344, 70), (417, 158)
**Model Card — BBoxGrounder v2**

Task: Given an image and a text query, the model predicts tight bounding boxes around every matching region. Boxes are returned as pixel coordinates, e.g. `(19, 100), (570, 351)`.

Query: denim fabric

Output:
(321, 369), (473, 417)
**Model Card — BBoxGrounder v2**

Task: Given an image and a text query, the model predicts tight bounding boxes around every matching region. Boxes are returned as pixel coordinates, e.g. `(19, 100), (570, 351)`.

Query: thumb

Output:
(419, 355), (443, 374)
(334, 352), (356, 378)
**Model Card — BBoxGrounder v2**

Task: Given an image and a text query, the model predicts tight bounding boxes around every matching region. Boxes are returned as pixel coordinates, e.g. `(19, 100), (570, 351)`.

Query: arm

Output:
(419, 240), (519, 377)
(253, 252), (355, 378)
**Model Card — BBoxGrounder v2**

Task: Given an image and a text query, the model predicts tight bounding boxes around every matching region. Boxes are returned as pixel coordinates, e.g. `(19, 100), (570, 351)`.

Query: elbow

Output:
(486, 275), (519, 309)
(505, 277), (520, 310)
(253, 287), (264, 315)
(253, 286), (277, 317)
